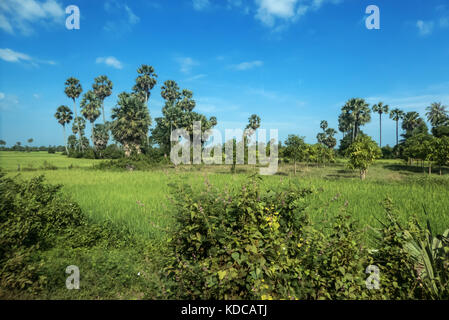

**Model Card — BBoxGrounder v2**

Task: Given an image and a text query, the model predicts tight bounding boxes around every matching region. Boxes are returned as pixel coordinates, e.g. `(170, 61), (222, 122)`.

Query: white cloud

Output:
(254, 0), (340, 29)
(0, 92), (5, 99)
(176, 57), (198, 74)
(232, 60), (263, 71)
(185, 74), (207, 81)
(416, 20), (435, 36)
(192, 0), (210, 11)
(0, 0), (64, 35)
(96, 56), (123, 69)
(0, 47), (55, 66)
(124, 5), (140, 25)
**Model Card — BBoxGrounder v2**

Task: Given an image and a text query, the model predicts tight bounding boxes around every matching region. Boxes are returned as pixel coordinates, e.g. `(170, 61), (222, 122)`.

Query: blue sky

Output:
(1, 0), (449, 147)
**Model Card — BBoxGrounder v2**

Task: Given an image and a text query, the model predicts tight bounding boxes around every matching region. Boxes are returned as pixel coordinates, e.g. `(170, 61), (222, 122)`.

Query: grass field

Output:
(2, 151), (449, 240)
(2, 151), (449, 299)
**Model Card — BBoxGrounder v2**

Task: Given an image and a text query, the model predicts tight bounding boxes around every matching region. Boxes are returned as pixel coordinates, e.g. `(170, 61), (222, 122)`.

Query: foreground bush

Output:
(166, 176), (449, 300)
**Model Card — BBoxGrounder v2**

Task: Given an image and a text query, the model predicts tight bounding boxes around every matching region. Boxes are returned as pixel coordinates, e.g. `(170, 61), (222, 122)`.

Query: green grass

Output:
(2, 151), (449, 299)
(2, 152), (449, 241)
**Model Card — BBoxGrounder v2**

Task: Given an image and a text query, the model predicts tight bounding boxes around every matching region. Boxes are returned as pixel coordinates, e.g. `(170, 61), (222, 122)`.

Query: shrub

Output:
(165, 176), (377, 299)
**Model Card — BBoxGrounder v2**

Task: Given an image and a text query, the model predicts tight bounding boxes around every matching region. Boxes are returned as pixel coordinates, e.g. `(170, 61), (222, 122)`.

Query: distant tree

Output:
(401, 112), (421, 136)
(284, 135), (306, 175)
(92, 123), (109, 157)
(317, 120), (337, 149)
(110, 92), (151, 157)
(152, 80), (217, 155)
(54, 105), (73, 154)
(372, 102), (389, 147)
(433, 136), (449, 175)
(426, 102), (449, 128)
(72, 116), (86, 151)
(65, 77), (83, 150)
(389, 108), (404, 147)
(341, 98), (371, 143)
(92, 75), (113, 124)
(67, 135), (77, 150)
(0, 140), (6, 147)
(27, 138), (33, 144)
(346, 135), (381, 180)
(80, 90), (101, 148)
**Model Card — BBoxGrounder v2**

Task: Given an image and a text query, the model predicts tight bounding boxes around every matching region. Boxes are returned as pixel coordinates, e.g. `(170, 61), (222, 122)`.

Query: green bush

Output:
(165, 176), (378, 299)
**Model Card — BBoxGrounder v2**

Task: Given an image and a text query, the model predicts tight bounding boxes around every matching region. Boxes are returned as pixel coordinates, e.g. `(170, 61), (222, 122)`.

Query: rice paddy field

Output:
(2, 151), (449, 241)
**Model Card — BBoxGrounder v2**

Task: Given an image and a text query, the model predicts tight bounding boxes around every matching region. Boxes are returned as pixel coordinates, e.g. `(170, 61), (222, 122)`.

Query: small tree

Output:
(346, 135), (381, 180)
(284, 135), (306, 175)
(54, 105), (73, 155)
(433, 136), (449, 175)
(92, 124), (109, 157)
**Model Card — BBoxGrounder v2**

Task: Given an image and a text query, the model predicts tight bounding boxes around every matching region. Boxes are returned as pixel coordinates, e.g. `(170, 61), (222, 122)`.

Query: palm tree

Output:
(54, 105), (73, 154)
(133, 65), (158, 108)
(372, 102), (389, 147)
(80, 90), (101, 149)
(92, 75), (113, 124)
(64, 77), (83, 150)
(72, 116), (86, 150)
(426, 102), (449, 128)
(402, 111), (421, 134)
(341, 98), (371, 142)
(389, 108), (404, 146)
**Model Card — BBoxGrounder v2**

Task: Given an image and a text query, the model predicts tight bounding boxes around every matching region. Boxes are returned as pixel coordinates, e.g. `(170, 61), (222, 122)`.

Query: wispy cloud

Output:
(0, 92), (19, 111)
(192, 0), (210, 11)
(231, 60), (263, 71)
(185, 74), (207, 82)
(96, 56), (123, 69)
(176, 57), (198, 74)
(416, 20), (435, 36)
(103, 1), (140, 35)
(0, 0), (65, 35)
(0, 48), (56, 66)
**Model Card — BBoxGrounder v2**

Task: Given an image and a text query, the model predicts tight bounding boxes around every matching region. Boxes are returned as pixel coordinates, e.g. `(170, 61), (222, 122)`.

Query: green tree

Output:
(133, 65), (157, 108)
(72, 116), (86, 150)
(346, 135), (381, 180)
(426, 102), (449, 128)
(389, 108), (404, 147)
(92, 75), (113, 124)
(80, 90), (101, 149)
(92, 123), (109, 157)
(317, 120), (337, 149)
(433, 136), (449, 175)
(401, 112), (422, 137)
(54, 105), (73, 154)
(341, 98), (371, 143)
(64, 77), (83, 150)
(0, 140), (6, 147)
(372, 102), (389, 147)
(110, 92), (151, 157)
(152, 80), (217, 155)
(284, 135), (306, 175)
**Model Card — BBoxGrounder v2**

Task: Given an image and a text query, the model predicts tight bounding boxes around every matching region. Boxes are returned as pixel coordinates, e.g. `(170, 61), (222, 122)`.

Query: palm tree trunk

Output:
(294, 161), (297, 175)
(73, 99), (82, 152)
(396, 120), (399, 146)
(63, 125), (68, 155)
(379, 114), (382, 147)
(91, 124), (95, 151)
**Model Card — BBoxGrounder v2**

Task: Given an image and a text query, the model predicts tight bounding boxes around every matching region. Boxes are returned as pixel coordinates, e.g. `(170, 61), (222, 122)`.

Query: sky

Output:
(0, 0), (449, 147)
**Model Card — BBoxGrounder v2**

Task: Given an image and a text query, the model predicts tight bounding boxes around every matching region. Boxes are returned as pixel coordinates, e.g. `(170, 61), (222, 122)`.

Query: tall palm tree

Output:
(372, 102), (389, 147)
(389, 108), (404, 146)
(341, 98), (371, 142)
(92, 75), (113, 124)
(64, 77), (83, 150)
(426, 102), (449, 128)
(54, 105), (73, 154)
(80, 90), (101, 149)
